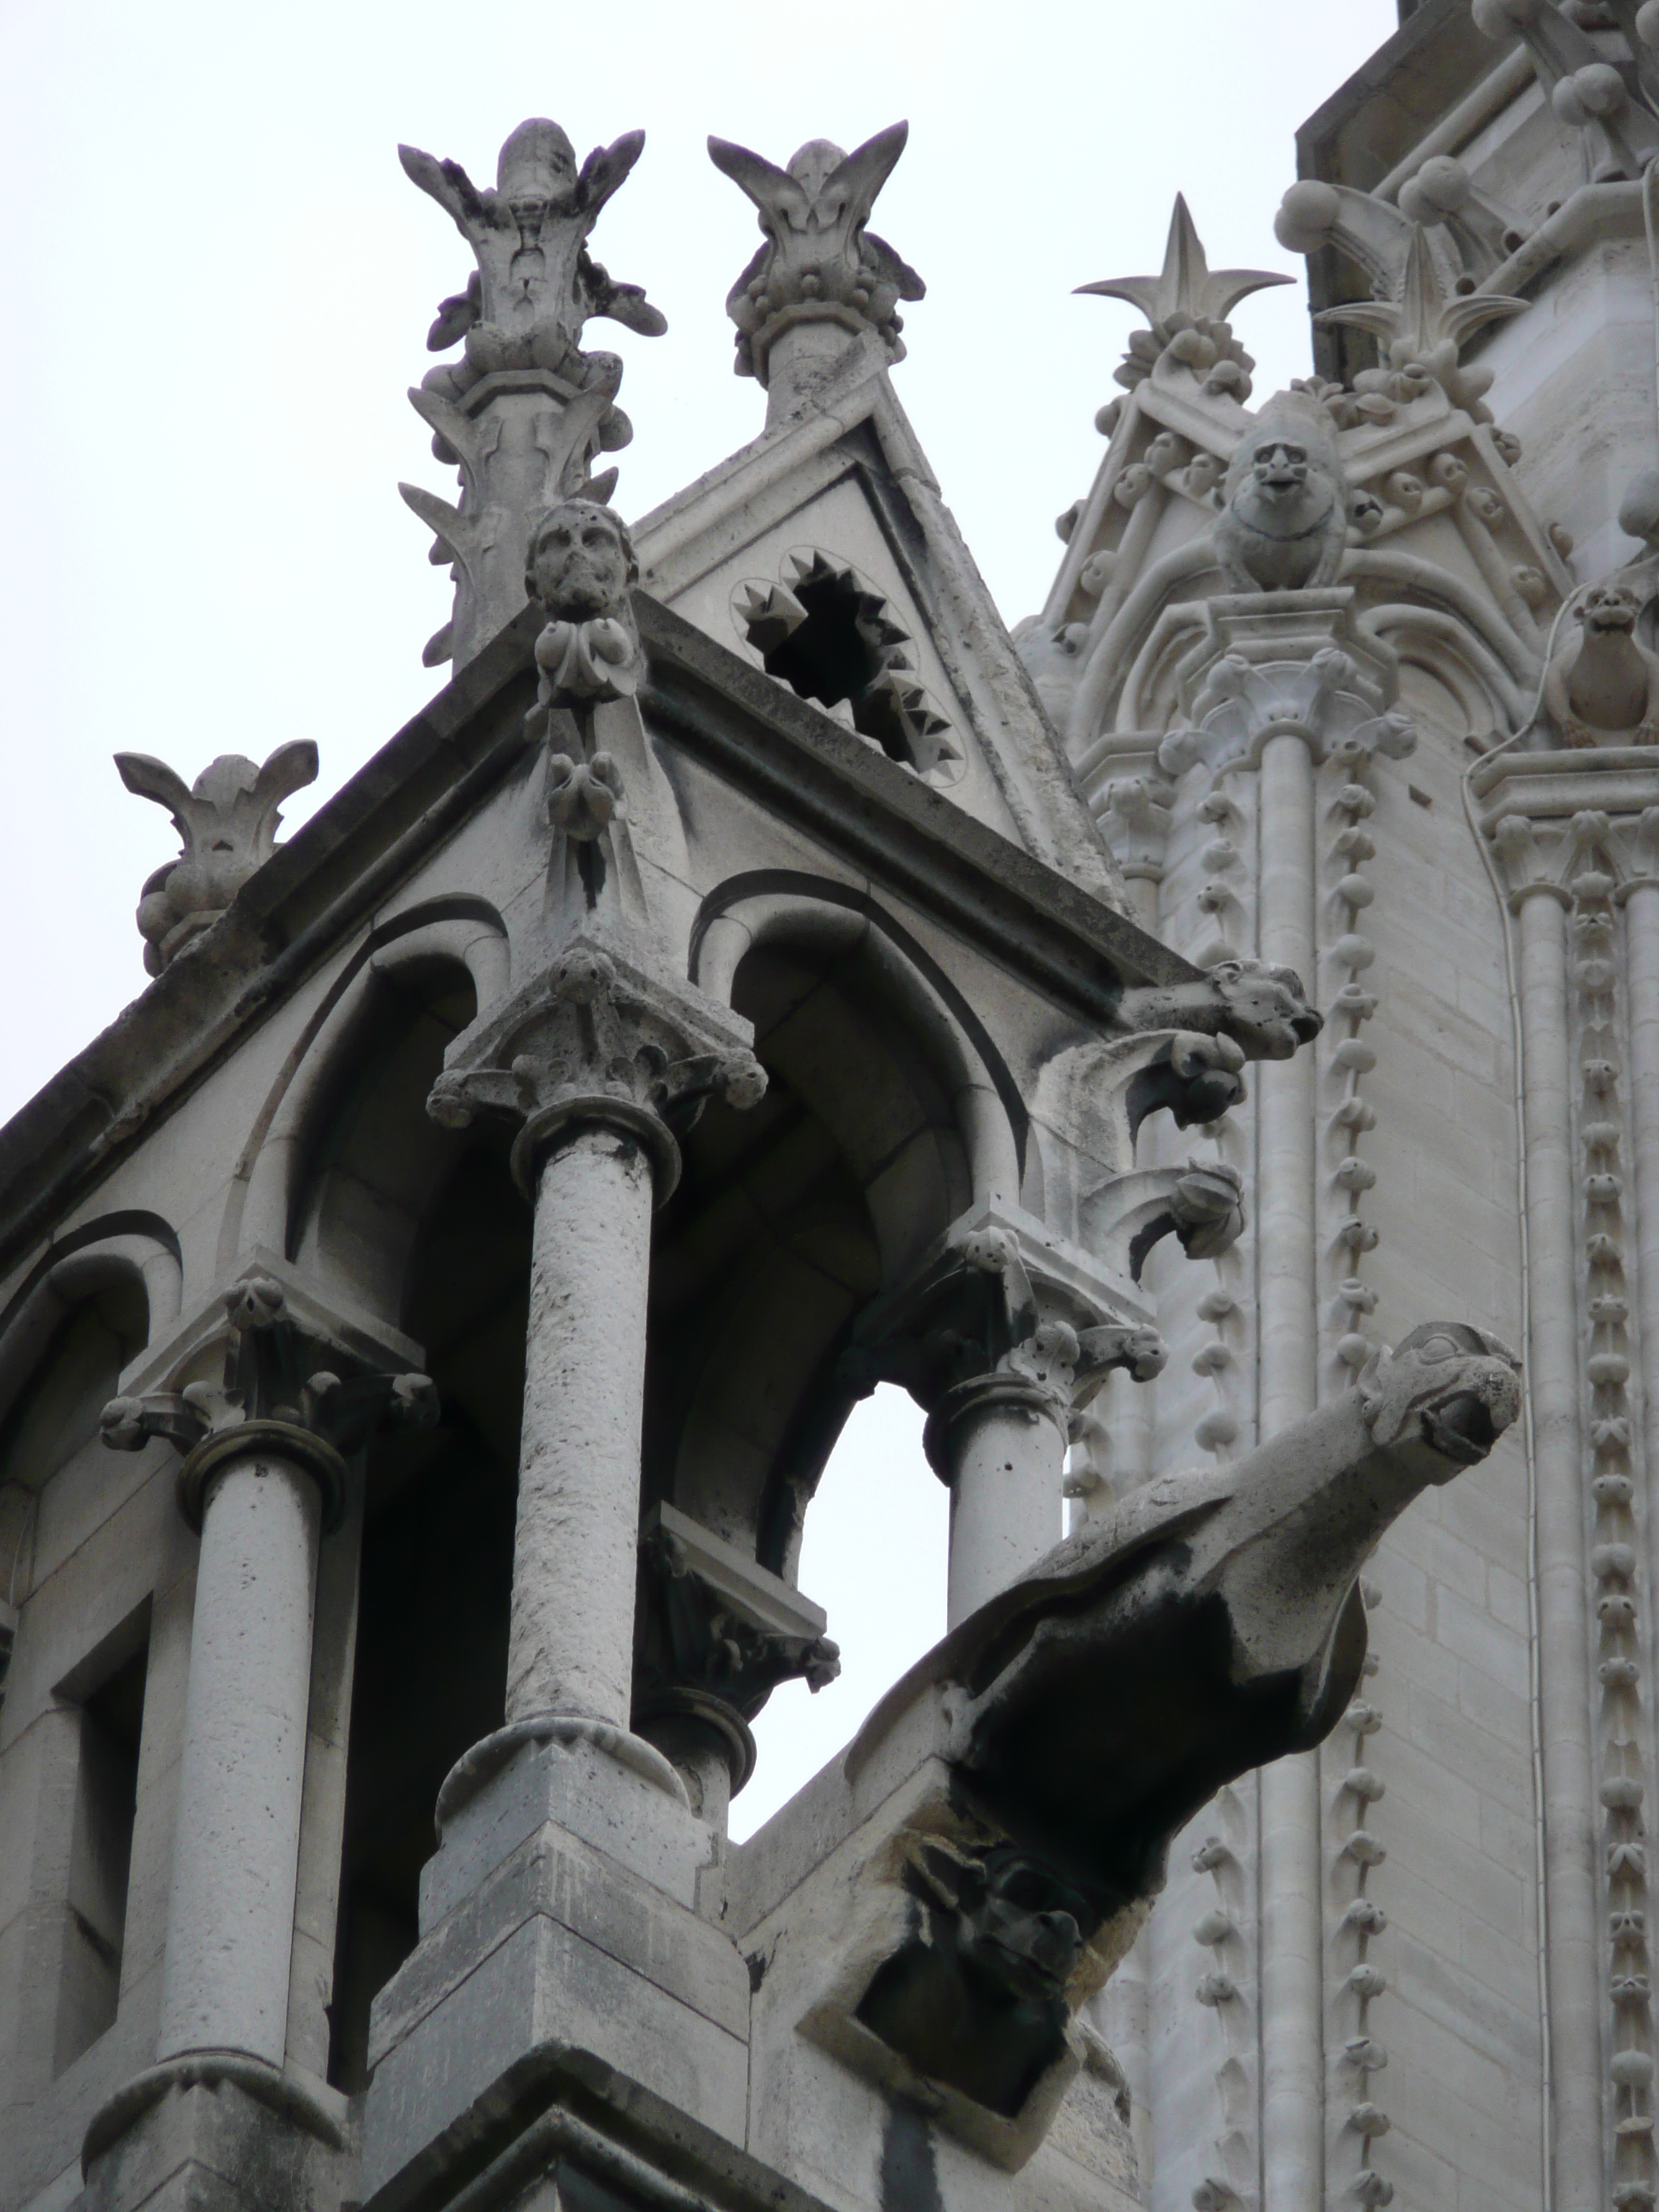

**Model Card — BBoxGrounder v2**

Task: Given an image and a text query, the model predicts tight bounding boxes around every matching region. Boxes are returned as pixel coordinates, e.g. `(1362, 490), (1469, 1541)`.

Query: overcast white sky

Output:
(0, 0), (1401, 1833)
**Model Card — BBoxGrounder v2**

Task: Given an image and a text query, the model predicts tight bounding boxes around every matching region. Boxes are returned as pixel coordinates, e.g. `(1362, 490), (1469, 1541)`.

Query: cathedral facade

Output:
(0, 8), (1650, 2212)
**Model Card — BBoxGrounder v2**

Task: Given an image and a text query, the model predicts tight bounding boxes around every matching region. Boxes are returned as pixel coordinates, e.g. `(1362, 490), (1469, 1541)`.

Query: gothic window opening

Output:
(733, 550), (962, 783)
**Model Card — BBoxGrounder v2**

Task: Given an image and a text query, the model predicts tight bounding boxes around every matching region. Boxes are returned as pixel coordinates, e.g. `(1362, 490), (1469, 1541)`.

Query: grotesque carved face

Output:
(526, 501), (637, 623)
(1208, 958), (1323, 1060)
(959, 1856), (1085, 2004)
(1581, 583), (1644, 639)
(1250, 439), (1310, 503)
(1359, 1322), (1521, 1473)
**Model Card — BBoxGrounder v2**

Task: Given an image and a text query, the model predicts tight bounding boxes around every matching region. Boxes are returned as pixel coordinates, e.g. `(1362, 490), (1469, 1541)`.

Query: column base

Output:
(434, 1713), (688, 1835)
(361, 1732), (747, 2199)
(81, 2054), (346, 2212)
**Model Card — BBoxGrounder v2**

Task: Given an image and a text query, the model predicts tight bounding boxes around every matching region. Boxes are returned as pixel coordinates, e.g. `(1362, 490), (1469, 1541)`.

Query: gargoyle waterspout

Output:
(824, 1324), (1521, 2151)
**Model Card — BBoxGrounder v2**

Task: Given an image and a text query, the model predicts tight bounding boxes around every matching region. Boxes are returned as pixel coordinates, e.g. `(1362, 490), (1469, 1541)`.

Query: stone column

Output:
(510, 1123), (656, 1727)
(426, 935), (765, 1802)
(1511, 876), (1606, 2212)
(93, 1274), (433, 2095)
(927, 1375), (1068, 1627)
(158, 1429), (337, 2064)
(1254, 727), (1326, 2212)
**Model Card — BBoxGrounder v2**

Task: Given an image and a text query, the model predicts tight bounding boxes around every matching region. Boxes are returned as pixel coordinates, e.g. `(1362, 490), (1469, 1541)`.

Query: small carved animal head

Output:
(1358, 1321), (1521, 1473)
(1207, 959), (1323, 1060)
(525, 500), (638, 623)
(911, 1843), (1087, 2003)
(1579, 582), (1645, 639)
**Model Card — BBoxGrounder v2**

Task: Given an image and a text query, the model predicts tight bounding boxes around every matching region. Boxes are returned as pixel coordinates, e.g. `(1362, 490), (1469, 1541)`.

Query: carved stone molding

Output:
(117, 743), (318, 976)
(1158, 593), (1415, 781)
(426, 933), (765, 1202)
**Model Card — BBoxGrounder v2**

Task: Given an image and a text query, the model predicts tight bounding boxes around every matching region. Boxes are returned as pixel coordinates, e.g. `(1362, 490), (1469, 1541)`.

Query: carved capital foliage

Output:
(100, 1272), (436, 1532)
(709, 124), (924, 385)
(634, 1503), (839, 1784)
(426, 935), (765, 1201)
(1159, 594), (1414, 779)
(117, 742), (318, 976)
(843, 1213), (1169, 1463)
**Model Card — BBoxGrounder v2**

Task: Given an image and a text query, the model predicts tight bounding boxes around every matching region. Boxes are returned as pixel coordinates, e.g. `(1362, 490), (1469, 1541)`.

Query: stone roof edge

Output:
(0, 593), (1192, 1280)
(633, 353), (1130, 912)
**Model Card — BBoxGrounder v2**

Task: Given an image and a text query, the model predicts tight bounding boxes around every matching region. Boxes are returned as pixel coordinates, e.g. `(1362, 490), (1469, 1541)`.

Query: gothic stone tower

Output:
(0, 67), (1560, 2212)
(1013, 5), (1659, 2212)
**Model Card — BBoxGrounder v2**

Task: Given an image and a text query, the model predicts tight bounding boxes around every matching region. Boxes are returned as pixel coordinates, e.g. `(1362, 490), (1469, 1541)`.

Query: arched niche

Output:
(0, 1217), (180, 1604)
(240, 902), (508, 1326)
(648, 879), (1022, 1590)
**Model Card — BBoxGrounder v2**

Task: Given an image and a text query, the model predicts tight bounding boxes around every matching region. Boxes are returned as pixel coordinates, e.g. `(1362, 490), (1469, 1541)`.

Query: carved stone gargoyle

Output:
(806, 1323), (1521, 2164)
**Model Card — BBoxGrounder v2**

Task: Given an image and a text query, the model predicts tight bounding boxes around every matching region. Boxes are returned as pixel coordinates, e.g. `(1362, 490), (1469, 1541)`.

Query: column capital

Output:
(99, 1258), (436, 1532)
(1157, 591), (1416, 781)
(845, 1209), (1169, 1475)
(426, 932), (765, 1200)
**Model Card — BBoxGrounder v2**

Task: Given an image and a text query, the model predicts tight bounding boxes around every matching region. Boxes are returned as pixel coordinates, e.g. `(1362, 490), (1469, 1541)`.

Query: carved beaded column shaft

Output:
(1254, 727), (1327, 2212)
(428, 935), (764, 1794)
(99, 1279), (433, 2071)
(1493, 821), (1605, 2212)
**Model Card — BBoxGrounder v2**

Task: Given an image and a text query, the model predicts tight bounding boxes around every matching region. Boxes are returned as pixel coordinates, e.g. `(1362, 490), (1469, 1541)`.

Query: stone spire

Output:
(709, 122), (924, 421)
(398, 119), (665, 671)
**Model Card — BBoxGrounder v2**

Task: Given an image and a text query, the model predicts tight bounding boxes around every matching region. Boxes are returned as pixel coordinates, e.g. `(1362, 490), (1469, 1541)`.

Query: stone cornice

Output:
(0, 594), (1192, 1284)
(1472, 745), (1659, 827)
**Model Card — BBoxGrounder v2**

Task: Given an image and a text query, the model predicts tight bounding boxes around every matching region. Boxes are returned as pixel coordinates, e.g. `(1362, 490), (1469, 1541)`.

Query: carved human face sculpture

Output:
(526, 501), (637, 624)
(1358, 1322), (1522, 1473)
(1251, 439), (1310, 503)
(1581, 582), (1644, 638)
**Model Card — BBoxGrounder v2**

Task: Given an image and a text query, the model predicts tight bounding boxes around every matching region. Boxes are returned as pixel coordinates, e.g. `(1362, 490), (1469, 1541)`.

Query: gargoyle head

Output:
(1580, 582), (1645, 640)
(1251, 439), (1310, 503)
(1207, 959), (1323, 1059)
(1357, 1322), (1521, 1473)
(525, 499), (638, 624)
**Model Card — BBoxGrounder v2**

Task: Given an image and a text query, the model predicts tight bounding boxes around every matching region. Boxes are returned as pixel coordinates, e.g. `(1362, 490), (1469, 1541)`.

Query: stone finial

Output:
(709, 122), (924, 390)
(1213, 392), (1352, 593)
(1076, 194), (1292, 404)
(116, 742), (318, 976)
(398, 120), (662, 673)
(400, 120), (665, 396)
(1275, 189), (1526, 422)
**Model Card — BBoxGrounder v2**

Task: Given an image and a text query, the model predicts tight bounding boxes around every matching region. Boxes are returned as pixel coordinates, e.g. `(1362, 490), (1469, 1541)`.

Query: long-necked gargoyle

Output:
(836, 1323), (1521, 2135)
